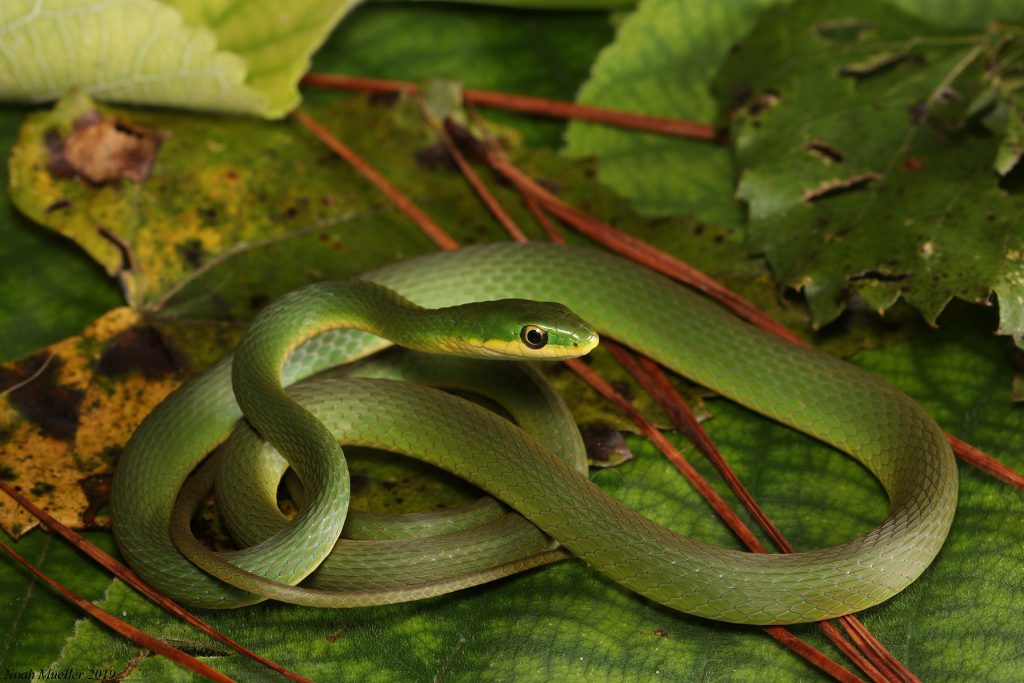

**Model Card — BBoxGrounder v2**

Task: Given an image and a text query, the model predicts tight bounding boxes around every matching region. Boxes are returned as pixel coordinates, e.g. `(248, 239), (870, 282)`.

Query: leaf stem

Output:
(301, 73), (719, 140)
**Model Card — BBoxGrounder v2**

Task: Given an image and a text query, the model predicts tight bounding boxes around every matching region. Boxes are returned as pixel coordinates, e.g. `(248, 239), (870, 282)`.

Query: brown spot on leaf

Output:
(177, 238), (205, 269)
(848, 269), (909, 283)
(746, 90), (781, 117)
(97, 226), (137, 274)
(653, 628), (669, 638)
(901, 157), (926, 171)
(803, 173), (880, 202)
(0, 355), (83, 442)
(803, 141), (844, 164)
(536, 178), (563, 196)
(580, 423), (634, 467)
(30, 481), (55, 496)
(839, 51), (908, 78)
(78, 473), (112, 528)
(48, 112), (163, 184)
(96, 326), (181, 380)
(813, 19), (875, 43)
(444, 119), (488, 161)
(198, 206), (219, 224)
(416, 142), (457, 172)
(369, 91), (400, 106)
(44, 198), (72, 214)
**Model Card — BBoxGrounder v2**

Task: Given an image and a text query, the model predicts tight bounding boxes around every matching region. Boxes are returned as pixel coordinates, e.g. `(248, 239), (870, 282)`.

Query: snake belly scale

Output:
(111, 242), (957, 625)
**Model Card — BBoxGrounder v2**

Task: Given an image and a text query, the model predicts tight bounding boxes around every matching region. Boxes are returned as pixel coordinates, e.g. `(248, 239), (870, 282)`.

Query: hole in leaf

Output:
(848, 269), (909, 283)
(813, 19), (875, 43)
(803, 141), (845, 164)
(803, 173), (880, 202)
(839, 51), (910, 79)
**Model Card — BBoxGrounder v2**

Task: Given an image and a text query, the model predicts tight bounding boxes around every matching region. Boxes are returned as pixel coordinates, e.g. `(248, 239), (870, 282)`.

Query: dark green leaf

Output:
(714, 0), (1024, 342)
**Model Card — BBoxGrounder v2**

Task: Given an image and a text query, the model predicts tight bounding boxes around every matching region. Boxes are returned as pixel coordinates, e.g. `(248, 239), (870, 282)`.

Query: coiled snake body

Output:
(111, 243), (957, 625)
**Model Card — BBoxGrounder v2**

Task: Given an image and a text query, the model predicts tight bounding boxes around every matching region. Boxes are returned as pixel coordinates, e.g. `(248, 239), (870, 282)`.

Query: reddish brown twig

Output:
(839, 615), (920, 683)
(301, 73), (719, 140)
(291, 108), (459, 251)
(417, 106), (528, 243)
(525, 195), (566, 244)
(947, 433), (1024, 488)
(612, 345), (790, 549)
(0, 481), (313, 683)
(763, 627), (866, 683)
(0, 537), (234, 683)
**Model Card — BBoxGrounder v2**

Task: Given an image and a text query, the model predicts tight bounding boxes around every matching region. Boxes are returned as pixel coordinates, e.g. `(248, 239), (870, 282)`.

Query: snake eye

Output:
(520, 325), (548, 349)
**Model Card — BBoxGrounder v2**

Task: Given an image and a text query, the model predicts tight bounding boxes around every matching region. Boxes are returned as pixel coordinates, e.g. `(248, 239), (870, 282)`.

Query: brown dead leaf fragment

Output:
(48, 112), (164, 185)
(0, 354), (83, 442)
(580, 423), (634, 468)
(0, 307), (154, 537)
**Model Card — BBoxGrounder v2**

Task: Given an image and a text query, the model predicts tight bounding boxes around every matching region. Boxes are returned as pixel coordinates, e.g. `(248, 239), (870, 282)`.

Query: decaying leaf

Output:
(50, 112), (164, 185)
(0, 308), (251, 537)
(715, 0), (1024, 343)
(0, 308), (141, 536)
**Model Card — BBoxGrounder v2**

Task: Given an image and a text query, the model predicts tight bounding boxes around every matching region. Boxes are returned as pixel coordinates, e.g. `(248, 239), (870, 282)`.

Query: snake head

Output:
(443, 298), (599, 360)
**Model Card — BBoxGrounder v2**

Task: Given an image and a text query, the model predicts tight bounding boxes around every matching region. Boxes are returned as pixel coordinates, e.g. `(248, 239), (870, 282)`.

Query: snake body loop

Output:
(111, 243), (957, 625)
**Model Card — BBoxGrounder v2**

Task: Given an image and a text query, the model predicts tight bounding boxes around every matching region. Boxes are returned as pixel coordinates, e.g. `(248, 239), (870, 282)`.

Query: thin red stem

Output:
(525, 195), (566, 244)
(417, 107), (528, 243)
(301, 73), (719, 140)
(947, 433), (1024, 488)
(291, 108), (459, 251)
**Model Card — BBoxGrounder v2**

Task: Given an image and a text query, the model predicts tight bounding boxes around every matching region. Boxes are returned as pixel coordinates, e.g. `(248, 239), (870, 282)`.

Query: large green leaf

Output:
(715, 0), (1024, 339)
(1, 4), (1021, 681)
(0, 0), (356, 118)
(564, 0), (777, 225)
(563, 0), (1024, 224)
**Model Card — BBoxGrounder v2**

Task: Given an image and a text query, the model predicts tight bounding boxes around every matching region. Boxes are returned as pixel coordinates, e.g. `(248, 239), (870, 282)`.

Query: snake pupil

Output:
(521, 326), (548, 349)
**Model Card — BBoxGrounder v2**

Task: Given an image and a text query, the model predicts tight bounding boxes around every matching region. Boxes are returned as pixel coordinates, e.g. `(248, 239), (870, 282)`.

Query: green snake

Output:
(110, 242), (958, 625)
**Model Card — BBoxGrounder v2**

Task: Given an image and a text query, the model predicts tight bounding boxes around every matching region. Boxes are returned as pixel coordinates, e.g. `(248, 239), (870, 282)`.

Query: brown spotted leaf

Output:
(714, 0), (1024, 344)
(1, 308), (144, 536)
